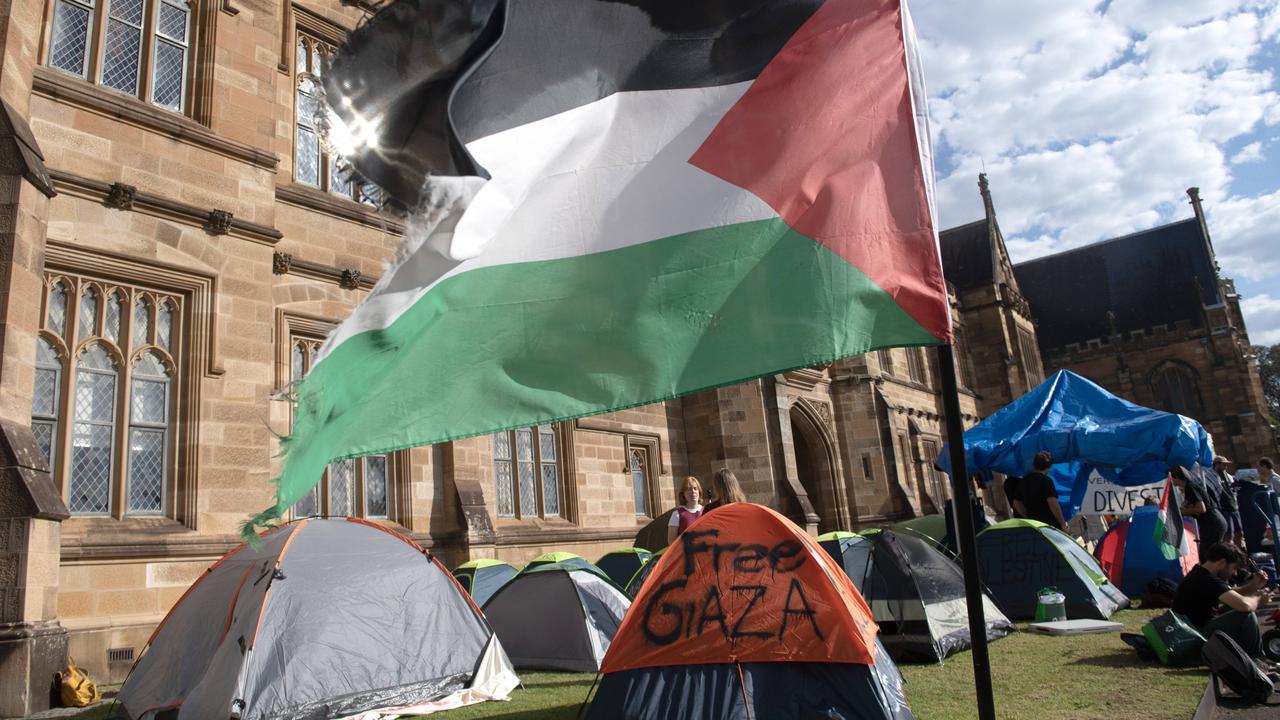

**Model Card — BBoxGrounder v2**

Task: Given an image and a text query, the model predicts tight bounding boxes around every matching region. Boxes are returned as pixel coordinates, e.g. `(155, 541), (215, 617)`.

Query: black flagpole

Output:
(936, 343), (997, 720)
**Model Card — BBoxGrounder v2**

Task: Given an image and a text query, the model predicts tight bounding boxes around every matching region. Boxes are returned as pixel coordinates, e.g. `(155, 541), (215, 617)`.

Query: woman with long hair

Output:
(705, 468), (746, 512)
(667, 476), (705, 545)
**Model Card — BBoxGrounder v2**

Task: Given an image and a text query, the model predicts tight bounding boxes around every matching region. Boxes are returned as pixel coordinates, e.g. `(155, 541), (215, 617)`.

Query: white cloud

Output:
(913, 0), (1280, 269)
(1207, 189), (1280, 281)
(1232, 141), (1265, 162)
(1136, 14), (1260, 72)
(1241, 293), (1280, 345)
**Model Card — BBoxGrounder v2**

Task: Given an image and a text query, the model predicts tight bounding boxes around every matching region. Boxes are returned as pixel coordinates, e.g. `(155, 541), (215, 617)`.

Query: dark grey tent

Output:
(837, 529), (1013, 662)
(596, 548), (652, 589)
(116, 518), (517, 719)
(483, 561), (630, 672)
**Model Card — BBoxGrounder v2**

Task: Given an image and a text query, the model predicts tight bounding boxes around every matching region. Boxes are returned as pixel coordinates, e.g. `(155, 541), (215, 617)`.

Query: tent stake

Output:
(935, 344), (997, 720)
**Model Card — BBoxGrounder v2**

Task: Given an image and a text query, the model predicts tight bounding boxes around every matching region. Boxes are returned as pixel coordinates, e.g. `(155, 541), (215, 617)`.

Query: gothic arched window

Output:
(34, 275), (183, 517)
(1150, 363), (1203, 419)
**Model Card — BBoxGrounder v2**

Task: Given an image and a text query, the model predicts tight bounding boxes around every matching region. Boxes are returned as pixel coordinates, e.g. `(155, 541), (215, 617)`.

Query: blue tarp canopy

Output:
(936, 370), (1215, 518)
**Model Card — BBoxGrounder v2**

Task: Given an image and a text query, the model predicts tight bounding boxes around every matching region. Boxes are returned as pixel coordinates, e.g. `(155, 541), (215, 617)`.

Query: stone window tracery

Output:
(492, 425), (563, 519)
(34, 273), (181, 516)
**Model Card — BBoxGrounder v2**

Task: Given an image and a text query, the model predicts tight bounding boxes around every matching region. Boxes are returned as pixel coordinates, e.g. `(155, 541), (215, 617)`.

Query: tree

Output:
(1256, 344), (1280, 426)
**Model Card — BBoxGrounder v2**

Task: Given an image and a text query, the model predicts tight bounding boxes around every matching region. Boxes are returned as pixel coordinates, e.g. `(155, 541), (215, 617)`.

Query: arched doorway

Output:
(790, 405), (841, 533)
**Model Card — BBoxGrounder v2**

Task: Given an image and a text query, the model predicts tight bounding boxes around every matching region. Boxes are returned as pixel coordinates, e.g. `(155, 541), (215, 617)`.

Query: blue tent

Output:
(937, 370), (1215, 518)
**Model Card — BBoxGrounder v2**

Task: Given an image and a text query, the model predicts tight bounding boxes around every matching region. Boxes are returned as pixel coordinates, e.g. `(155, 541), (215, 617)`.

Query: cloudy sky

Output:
(911, 0), (1280, 345)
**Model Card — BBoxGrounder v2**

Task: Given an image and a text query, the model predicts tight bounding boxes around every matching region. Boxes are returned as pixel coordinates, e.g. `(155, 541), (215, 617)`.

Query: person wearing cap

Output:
(1212, 455), (1245, 549)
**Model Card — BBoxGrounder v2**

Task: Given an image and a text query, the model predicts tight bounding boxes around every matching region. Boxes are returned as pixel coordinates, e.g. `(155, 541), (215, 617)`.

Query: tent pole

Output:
(935, 344), (997, 720)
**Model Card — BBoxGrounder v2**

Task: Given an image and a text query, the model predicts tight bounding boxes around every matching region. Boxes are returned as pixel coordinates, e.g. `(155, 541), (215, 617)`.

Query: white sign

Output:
(1079, 470), (1166, 515)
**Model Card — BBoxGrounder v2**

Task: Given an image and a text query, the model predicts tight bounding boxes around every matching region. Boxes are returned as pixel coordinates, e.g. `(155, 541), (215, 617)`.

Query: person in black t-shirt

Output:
(1171, 465), (1228, 549)
(1172, 542), (1273, 657)
(1003, 475), (1024, 519)
(1017, 451), (1066, 531)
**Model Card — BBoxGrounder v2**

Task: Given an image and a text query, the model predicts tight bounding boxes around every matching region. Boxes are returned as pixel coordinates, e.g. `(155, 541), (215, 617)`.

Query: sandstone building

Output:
(1012, 189), (1276, 467)
(0, 2), (1006, 710)
(4, 1), (1266, 712)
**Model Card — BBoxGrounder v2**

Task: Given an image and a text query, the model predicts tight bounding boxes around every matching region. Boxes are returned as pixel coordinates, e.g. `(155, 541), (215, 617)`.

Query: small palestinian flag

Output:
(1154, 474), (1186, 561)
(251, 0), (950, 533)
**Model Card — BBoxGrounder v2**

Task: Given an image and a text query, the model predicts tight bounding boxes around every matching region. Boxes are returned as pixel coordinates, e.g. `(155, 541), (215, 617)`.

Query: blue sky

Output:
(912, 0), (1280, 344)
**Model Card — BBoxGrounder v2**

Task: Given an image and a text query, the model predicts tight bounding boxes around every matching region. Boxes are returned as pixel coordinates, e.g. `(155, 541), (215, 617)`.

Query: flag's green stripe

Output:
(276, 218), (938, 513)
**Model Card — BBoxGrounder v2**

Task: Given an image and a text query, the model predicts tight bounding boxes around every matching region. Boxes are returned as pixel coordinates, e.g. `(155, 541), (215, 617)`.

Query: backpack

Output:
(1140, 611), (1205, 666)
(56, 658), (99, 707)
(1202, 631), (1275, 705)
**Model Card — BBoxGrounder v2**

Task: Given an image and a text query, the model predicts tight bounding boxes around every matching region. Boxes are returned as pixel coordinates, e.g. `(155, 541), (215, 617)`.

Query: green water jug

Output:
(1034, 587), (1067, 622)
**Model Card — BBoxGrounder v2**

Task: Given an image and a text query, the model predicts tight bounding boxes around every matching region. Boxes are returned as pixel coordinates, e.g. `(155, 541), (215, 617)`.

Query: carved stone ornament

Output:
(339, 269), (362, 290)
(104, 182), (137, 210)
(812, 400), (833, 426)
(205, 209), (234, 235)
(272, 251), (293, 275)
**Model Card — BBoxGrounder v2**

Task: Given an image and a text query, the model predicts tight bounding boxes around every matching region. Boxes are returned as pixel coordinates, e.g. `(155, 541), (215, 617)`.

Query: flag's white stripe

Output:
(318, 82), (777, 361)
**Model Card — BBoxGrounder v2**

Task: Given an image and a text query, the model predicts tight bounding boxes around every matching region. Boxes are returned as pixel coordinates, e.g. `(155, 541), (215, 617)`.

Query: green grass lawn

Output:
(898, 608), (1207, 720)
(74, 609), (1207, 720)
(424, 608), (1208, 720)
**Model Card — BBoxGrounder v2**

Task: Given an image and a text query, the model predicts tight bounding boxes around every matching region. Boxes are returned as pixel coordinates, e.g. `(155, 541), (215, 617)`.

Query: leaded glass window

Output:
(287, 331), (395, 519)
(877, 349), (893, 376)
(47, 282), (68, 336)
(78, 286), (98, 341)
(1151, 364), (1203, 419)
(492, 425), (564, 519)
(127, 351), (169, 513)
(328, 458), (354, 516)
(101, 0), (144, 96)
(34, 274), (183, 517)
(295, 32), (375, 204)
(47, 0), (95, 78)
(32, 338), (61, 474)
(365, 454), (388, 517)
(133, 296), (150, 349)
(44, 0), (193, 112)
(69, 344), (117, 514)
(906, 347), (924, 384)
(629, 446), (650, 516)
(104, 291), (122, 343)
(151, 0), (190, 111)
(157, 301), (173, 350)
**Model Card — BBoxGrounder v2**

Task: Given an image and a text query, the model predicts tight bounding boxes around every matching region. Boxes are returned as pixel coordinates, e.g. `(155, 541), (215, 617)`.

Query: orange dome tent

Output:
(586, 503), (913, 719)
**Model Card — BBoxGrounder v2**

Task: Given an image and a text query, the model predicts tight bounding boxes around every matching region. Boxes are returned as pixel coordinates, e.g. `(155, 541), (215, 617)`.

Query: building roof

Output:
(938, 219), (993, 292)
(1012, 218), (1220, 351)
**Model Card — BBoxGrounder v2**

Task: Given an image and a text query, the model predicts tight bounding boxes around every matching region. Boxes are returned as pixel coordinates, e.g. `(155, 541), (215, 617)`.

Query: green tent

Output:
(452, 559), (517, 607)
(976, 518), (1128, 620)
(891, 514), (947, 547)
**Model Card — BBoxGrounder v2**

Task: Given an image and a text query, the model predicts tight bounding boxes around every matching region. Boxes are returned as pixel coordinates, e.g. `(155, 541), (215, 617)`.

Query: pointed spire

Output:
(1186, 186), (1220, 277)
(979, 173), (995, 221)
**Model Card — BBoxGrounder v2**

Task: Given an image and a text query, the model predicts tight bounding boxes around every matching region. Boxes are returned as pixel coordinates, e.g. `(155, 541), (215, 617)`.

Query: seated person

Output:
(1172, 542), (1275, 657)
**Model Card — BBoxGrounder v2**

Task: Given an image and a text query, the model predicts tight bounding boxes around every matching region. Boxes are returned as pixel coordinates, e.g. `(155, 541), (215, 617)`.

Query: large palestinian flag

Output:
(254, 0), (948, 533)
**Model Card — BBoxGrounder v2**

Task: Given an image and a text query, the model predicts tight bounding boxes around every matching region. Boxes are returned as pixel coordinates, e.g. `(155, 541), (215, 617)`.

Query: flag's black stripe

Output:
(324, 0), (503, 206)
(449, 0), (825, 144)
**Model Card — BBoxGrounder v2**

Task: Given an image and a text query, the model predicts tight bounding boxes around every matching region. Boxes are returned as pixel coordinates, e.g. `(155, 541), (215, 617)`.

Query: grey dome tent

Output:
(116, 518), (517, 720)
(822, 529), (1013, 662)
(976, 518), (1129, 620)
(483, 559), (630, 671)
(452, 559), (517, 607)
